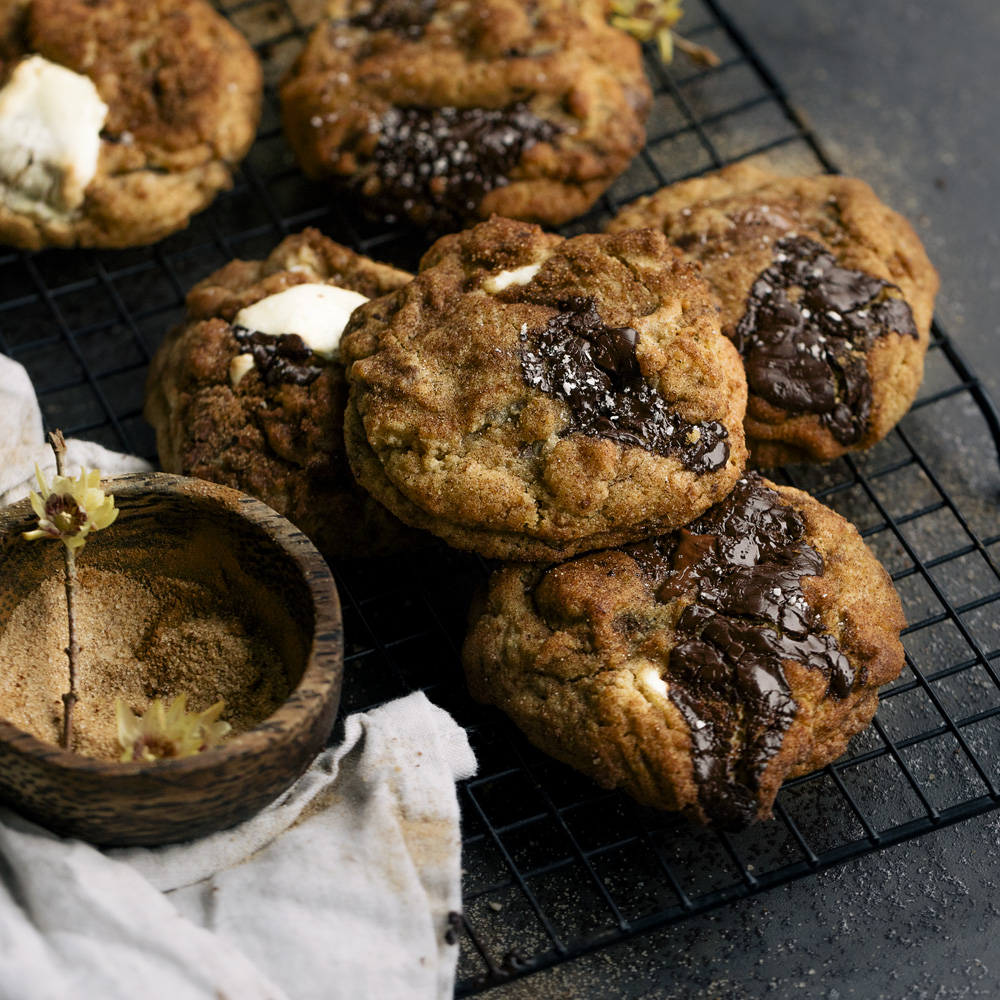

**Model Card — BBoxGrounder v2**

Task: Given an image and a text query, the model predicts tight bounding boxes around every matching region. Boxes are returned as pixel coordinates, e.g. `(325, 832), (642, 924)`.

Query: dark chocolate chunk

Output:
(348, 0), (436, 35)
(233, 327), (323, 387)
(624, 474), (853, 829)
(371, 104), (556, 228)
(519, 297), (730, 473)
(734, 235), (919, 445)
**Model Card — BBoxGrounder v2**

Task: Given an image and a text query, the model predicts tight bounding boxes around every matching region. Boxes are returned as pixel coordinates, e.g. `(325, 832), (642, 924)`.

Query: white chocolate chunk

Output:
(0, 55), (108, 220)
(639, 665), (669, 698)
(483, 263), (541, 294)
(229, 353), (255, 387)
(233, 284), (369, 359)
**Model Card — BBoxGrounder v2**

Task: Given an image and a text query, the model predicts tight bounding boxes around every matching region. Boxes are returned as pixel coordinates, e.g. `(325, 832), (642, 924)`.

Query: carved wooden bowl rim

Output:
(0, 471), (343, 777)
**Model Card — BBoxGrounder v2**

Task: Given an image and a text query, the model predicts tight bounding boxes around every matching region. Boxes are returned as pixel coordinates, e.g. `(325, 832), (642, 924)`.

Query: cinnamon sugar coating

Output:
(145, 228), (419, 559)
(463, 476), (906, 828)
(341, 217), (748, 561)
(608, 163), (939, 466)
(0, 0), (262, 249)
(281, 0), (650, 228)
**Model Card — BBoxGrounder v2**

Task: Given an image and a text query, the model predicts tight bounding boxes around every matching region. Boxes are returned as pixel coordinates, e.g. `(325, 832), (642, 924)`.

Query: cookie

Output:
(340, 216), (748, 562)
(0, 0), (262, 250)
(280, 0), (650, 229)
(144, 228), (418, 560)
(463, 472), (906, 828)
(607, 163), (939, 466)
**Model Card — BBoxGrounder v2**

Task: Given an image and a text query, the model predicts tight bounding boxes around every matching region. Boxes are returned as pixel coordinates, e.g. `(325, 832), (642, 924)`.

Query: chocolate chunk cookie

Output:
(607, 163), (939, 466)
(463, 473), (906, 828)
(145, 228), (419, 559)
(0, 0), (262, 249)
(280, 0), (650, 229)
(340, 217), (748, 562)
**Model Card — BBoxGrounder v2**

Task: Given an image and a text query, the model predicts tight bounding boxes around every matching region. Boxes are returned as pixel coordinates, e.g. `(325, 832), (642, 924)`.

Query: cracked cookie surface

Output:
(462, 473), (906, 828)
(145, 228), (419, 559)
(0, 0), (262, 249)
(280, 0), (650, 229)
(340, 216), (748, 562)
(607, 163), (939, 466)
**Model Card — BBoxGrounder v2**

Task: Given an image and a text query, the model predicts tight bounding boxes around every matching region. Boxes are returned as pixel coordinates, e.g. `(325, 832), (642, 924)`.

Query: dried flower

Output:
(23, 465), (118, 552)
(116, 695), (231, 763)
(610, 0), (720, 66)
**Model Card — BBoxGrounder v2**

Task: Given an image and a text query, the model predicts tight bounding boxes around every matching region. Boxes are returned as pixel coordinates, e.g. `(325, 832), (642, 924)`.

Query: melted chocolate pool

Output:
(626, 474), (853, 828)
(734, 235), (918, 445)
(519, 297), (730, 472)
(372, 104), (556, 228)
(233, 328), (323, 387)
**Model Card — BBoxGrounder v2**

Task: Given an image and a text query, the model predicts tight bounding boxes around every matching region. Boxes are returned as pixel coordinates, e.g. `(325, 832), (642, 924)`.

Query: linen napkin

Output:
(0, 692), (477, 1000)
(0, 353), (478, 998)
(0, 353), (150, 506)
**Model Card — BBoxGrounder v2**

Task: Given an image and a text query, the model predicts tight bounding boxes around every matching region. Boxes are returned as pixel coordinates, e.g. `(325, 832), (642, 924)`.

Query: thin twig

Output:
(49, 431), (79, 752)
(61, 548), (79, 751)
(674, 33), (722, 68)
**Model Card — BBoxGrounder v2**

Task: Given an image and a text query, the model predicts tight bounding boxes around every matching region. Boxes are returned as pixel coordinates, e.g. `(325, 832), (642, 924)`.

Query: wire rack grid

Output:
(1, 0), (1000, 995)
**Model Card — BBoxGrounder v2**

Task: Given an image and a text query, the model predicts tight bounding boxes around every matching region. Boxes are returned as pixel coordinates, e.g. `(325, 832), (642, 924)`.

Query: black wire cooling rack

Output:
(2, 0), (1000, 994)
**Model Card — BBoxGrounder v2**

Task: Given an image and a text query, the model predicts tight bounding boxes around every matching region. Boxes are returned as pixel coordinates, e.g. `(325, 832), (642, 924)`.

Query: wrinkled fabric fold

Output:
(0, 354), (150, 508)
(0, 692), (475, 1000)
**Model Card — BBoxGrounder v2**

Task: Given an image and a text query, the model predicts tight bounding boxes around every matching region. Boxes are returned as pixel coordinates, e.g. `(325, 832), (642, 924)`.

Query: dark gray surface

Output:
(724, 0), (1000, 403)
(486, 2), (1000, 997)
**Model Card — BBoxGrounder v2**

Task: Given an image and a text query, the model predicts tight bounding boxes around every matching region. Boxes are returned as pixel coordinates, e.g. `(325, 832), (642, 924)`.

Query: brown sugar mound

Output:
(0, 567), (289, 761)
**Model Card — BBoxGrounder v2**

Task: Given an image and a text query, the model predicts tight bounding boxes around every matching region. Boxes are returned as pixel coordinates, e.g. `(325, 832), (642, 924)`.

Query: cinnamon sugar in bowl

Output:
(0, 473), (343, 845)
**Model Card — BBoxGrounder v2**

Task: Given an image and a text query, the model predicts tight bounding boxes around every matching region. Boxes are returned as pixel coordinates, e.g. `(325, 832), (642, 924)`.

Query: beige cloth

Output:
(0, 354), (150, 507)
(0, 353), (477, 999)
(0, 692), (476, 1000)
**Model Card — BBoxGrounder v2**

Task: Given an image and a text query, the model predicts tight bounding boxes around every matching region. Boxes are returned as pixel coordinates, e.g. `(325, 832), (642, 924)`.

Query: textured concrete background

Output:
(487, 2), (1000, 997)
(724, 0), (1000, 402)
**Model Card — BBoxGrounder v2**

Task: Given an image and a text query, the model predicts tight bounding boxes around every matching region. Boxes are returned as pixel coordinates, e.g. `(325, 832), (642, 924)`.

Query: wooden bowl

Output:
(0, 472), (343, 846)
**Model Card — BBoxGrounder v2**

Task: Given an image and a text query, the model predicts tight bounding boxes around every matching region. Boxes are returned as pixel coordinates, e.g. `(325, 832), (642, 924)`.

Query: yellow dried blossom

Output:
(22, 465), (118, 551)
(610, 0), (719, 66)
(116, 695), (231, 763)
